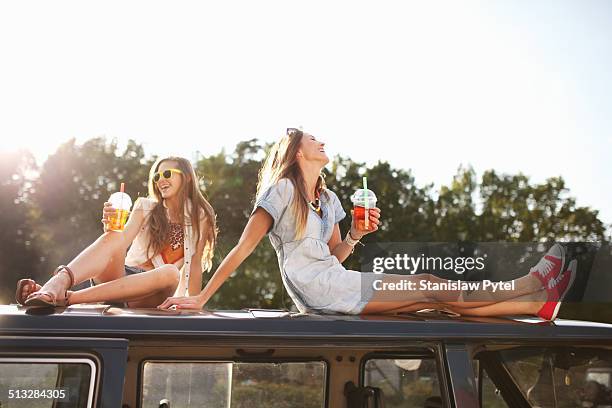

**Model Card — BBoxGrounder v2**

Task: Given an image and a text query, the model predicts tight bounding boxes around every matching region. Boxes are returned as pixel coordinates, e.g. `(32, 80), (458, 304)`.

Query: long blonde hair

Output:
(256, 129), (326, 240)
(146, 156), (218, 271)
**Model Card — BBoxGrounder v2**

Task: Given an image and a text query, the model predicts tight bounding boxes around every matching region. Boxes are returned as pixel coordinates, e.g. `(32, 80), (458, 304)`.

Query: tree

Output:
(433, 166), (479, 242)
(325, 157), (436, 271)
(478, 170), (606, 242)
(0, 150), (39, 304)
(1, 137), (609, 314)
(197, 140), (286, 309)
(29, 137), (155, 281)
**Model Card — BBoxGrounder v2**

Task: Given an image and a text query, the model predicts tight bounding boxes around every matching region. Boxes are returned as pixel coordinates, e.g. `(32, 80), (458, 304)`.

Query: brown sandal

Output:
(15, 279), (41, 306)
(24, 265), (75, 307)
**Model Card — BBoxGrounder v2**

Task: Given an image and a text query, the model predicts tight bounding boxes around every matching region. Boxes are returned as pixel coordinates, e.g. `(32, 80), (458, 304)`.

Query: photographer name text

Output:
(372, 279), (515, 292)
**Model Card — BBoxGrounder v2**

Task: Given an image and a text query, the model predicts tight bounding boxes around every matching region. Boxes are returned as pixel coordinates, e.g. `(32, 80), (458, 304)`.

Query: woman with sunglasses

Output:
(16, 156), (217, 308)
(158, 129), (575, 321)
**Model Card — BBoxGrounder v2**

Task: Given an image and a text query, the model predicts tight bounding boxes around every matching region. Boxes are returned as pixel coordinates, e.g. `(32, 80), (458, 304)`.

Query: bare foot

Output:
(26, 271), (73, 304)
(23, 281), (41, 300)
(15, 279), (42, 305)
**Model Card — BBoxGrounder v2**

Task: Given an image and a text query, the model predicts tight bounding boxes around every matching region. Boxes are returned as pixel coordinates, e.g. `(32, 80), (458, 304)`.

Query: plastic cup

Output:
(108, 191), (132, 231)
(350, 188), (377, 231)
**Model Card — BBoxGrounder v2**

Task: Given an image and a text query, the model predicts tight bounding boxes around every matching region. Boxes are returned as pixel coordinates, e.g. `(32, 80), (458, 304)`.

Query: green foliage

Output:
(479, 171), (606, 241)
(324, 158), (436, 271)
(0, 150), (39, 311)
(197, 139), (284, 309)
(29, 137), (155, 279)
(1, 137), (609, 312)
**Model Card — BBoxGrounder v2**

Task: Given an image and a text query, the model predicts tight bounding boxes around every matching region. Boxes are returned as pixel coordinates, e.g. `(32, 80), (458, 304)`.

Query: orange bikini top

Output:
(160, 223), (185, 265)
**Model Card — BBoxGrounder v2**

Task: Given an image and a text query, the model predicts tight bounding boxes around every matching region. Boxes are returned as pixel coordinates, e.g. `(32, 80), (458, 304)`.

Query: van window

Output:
(0, 358), (96, 408)
(363, 357), (443, 408)
(478, 347), (612, 408)
(141, 361), (326, 408)
(473, 359), (510, 408)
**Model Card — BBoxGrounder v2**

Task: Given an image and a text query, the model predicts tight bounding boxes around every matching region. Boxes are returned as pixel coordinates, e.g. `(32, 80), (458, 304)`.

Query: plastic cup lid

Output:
(108, 192), (133, 210)
(350, 188), (377, 206)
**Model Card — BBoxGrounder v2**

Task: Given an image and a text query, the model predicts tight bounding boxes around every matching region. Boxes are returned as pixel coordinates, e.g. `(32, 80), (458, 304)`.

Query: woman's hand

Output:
(157, 294), (206, 310)
(101, 202), (116, 232)
(350, 207), (381, 240)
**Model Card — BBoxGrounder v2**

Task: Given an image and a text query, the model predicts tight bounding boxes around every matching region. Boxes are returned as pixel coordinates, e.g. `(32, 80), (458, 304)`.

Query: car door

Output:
(0, 336), (128, 408)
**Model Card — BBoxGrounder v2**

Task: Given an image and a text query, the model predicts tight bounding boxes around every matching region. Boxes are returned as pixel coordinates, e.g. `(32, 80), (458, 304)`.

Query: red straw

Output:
(119, 183), (125, 215)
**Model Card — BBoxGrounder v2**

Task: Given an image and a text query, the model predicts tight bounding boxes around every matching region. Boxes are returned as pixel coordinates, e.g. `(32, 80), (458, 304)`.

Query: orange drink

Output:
(350, 188), (377, 232)
(108, 209), (130, 231)
(108, 183), (132, 232)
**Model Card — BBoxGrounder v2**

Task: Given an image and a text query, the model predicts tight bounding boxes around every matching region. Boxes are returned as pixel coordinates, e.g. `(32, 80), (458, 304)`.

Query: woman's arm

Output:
(328, 225), (359, 264)
(158, 208), (272, 310)
(329, 207), (381, 264)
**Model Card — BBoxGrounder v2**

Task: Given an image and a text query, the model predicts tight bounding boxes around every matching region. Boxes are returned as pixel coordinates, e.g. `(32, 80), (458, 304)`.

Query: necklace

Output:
(308, 198), (321, 212)
(308, 190), (321, 213)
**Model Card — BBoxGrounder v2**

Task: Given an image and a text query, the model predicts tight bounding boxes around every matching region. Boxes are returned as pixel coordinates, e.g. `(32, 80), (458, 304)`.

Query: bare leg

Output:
(126, 285), (179, 309)
(441, 290), (546, 317)
(69, 231), (131, 283)
(362, 300), (432, 314)
(361, 302), (440, 315)
(26, 231), (130, 303)
(68, 265), (180, 307)
(362, 289), (546, 317)
(366, 273), (542, 309)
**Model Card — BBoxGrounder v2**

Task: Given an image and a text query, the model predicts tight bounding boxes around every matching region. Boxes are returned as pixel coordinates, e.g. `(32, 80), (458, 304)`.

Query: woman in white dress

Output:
(159, 129), (575, 320)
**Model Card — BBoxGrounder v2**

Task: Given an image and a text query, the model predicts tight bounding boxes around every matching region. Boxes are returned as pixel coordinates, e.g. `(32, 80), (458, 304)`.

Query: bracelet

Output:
(349, 230), (363, 241)
(345, 231), (361, 247)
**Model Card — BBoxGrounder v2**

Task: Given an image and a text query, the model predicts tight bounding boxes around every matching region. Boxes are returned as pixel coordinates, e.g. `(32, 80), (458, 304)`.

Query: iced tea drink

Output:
(108, 208), (130, 231)
(108, 184), (132, 231)
(350, 188), (377, 231)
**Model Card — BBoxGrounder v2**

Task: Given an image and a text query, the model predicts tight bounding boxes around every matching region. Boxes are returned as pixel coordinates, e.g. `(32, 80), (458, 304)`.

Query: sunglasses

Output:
(153, 168), (183, 183)
(287, 127), (303, 137)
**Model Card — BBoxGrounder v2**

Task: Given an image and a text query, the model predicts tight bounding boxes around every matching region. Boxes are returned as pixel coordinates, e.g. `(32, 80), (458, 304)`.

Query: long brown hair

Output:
(146, 156), (217, 271)
(256, 129), (326, 240)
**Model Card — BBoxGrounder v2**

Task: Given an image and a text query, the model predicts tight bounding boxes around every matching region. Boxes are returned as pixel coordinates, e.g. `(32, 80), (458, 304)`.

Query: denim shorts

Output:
(124, 265), (147, 276)
(90, 265), (146, 286)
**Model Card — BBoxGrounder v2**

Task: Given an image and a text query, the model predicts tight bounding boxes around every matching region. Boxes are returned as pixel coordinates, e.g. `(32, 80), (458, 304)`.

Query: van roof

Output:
(2, 304), (612, 342)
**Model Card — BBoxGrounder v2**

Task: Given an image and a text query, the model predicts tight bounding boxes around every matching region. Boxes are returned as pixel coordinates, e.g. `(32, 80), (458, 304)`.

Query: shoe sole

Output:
(24, 292), (68, 308)
(549, 301), (563, 321)
(23, 298), (55, 308)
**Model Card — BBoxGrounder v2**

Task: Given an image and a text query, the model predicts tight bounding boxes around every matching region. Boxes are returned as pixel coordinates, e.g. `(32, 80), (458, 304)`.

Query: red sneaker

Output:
(557, 259), (577, 302)
(537, 259), (577, 321)
(530, 243), (565, 288)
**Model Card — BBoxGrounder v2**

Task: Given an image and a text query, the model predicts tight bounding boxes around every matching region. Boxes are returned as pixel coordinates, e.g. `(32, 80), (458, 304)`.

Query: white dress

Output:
(253, 179), (376, 314)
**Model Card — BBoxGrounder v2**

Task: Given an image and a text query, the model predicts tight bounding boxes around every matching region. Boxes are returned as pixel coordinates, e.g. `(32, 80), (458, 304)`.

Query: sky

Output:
(0, 0), (610, 228)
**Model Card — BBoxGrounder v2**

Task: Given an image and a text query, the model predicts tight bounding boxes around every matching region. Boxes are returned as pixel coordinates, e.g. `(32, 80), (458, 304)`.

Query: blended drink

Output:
(350, 188), (377, 231)
(108, 183), (132, 231)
